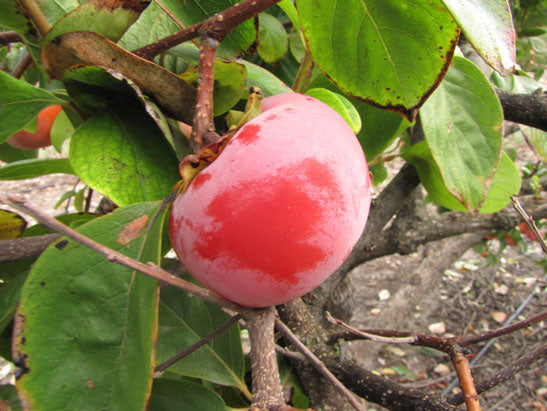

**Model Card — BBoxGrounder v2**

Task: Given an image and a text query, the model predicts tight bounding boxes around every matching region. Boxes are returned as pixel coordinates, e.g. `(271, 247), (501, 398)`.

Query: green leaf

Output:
(306, 74), (410, 160)
(49, 109), (75, 152)
(44, 0), (145, 44)
(257, 13), (288, 64)
(0, 384), (22, 411)
(297, 0), (460, 121)
(0, 0), (30, 32)
(420, 56), (503, 212)
(242, 61), (292, 97)
(13, 202), (165, 411)
(22, 213), (98, 237)
(524, 127), (547, 162)
(480, 152), (521, 214)
(404, 143), (520, 213)
(180, 60), (248, 116)
(69, 103), (180, 206)
(442, 0), (515, 75)
(278, 357), (310, 409)
(0, 260), (32, 334)
(154, 0), (256, 58)
(305, 88), (361, 133)
(289, 30), (306, 63)
(35, 0), (79, 26)
(0, 71), (64, 142)
(149, 379), (229, 411)
(0, 143), (37, 163)
(0, 158), (74, 180)
(118, 2), (182, 52)
(278, 0), (300, 31)
(156, 284), (248, 395)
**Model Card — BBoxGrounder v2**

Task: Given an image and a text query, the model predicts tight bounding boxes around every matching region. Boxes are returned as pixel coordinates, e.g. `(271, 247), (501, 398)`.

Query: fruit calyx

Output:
(176, 86), (264, 195)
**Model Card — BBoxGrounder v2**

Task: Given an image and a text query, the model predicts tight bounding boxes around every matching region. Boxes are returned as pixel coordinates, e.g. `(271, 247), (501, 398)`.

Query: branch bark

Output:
(497, 88), (547, 132)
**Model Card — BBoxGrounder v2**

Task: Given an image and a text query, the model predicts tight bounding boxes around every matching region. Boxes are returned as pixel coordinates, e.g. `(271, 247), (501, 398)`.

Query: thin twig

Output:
(132, 0), (282, 61)
(275, 316), (366, 411)
(325, 311), (416, 344)
(449, 348), (480, 411)
(17, 0), (51, 36)
(0, 194), (253, 315)
(0, 31), (22, 44)
(275, 345), (305, 362)
(511, 195), (547, 253)
(155, 313), (243, 372)
(11, 52), (33, 79)
(446, 344), (547, 406)
(460, 310), (547, 347)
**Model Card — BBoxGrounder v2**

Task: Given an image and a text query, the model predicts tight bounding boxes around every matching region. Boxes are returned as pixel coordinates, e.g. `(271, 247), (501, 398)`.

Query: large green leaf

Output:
(0, 260), (32, 334)
(155, 0), (257, 58)
(441, 0), (515, 75)
(0, 158), (74, 180)
(0, 0), (30, 32)
(44, 0), (145, 44)
(404, 143), (520, 213)
(420, 56), (504, 213)
(69, 103), (180, 206)
(0, 143), (37, 163)
(35, 0), (79, 26)
(0, 71), (64, 142)
(149, 379), (229, 411)
(13, 202), (165, 411)
(297, 0), (460, 121)
(156, 284), (249, 396)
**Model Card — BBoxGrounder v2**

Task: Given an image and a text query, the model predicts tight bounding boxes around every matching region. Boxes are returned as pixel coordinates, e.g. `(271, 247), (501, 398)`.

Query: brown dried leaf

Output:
(42, 31), (196, 123)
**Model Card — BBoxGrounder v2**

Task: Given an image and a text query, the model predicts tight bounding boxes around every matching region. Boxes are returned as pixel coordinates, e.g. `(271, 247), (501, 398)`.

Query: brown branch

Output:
(496, 87), (547, 132)
(132, 0), (281, 60)
(0, 233), (60, 262)
(450, 348), (480, 411)
(247, 307), (285, 410)
(155, 313), (243, 373)
(446, 344), (547, 406)
(275, 316), (366, 411)
(0, 194), (254, 315)
(0, 31), (22, 44)
(17, 0), (51, 36)
(11, 52), (33, 79)
(190, 35), (219, 153)
(459, 310), (547, 347)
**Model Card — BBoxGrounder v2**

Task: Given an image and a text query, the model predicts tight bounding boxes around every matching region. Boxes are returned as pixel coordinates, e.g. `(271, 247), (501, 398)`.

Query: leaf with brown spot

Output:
(117, 214), (149, 245)
(42, 31), (196, 123)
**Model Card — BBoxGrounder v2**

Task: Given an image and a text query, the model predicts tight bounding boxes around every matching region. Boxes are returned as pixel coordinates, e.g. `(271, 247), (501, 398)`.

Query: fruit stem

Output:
(247, 307), (286, 409)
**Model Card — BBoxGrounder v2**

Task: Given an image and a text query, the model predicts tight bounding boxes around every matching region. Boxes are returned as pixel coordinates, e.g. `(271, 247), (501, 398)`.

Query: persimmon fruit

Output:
(169, 93), (371, 307)
(6, 105), (63, 150)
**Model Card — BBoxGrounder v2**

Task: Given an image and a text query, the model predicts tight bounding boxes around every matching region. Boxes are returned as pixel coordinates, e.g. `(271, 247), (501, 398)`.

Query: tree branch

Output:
(247, 307), (286, 410)
(132, 0), (281, 61)
(0, 31), (22, 44)
(0, 194), (254, 315)
(0, 233), (59, 262)
(496, 88), (547, 132)
(445, 344), (547, 406)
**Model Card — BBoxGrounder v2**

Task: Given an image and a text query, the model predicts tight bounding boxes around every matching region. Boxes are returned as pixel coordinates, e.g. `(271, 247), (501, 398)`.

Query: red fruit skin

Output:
(169, 93), (371, 307)
(6, 105), (63, 150)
